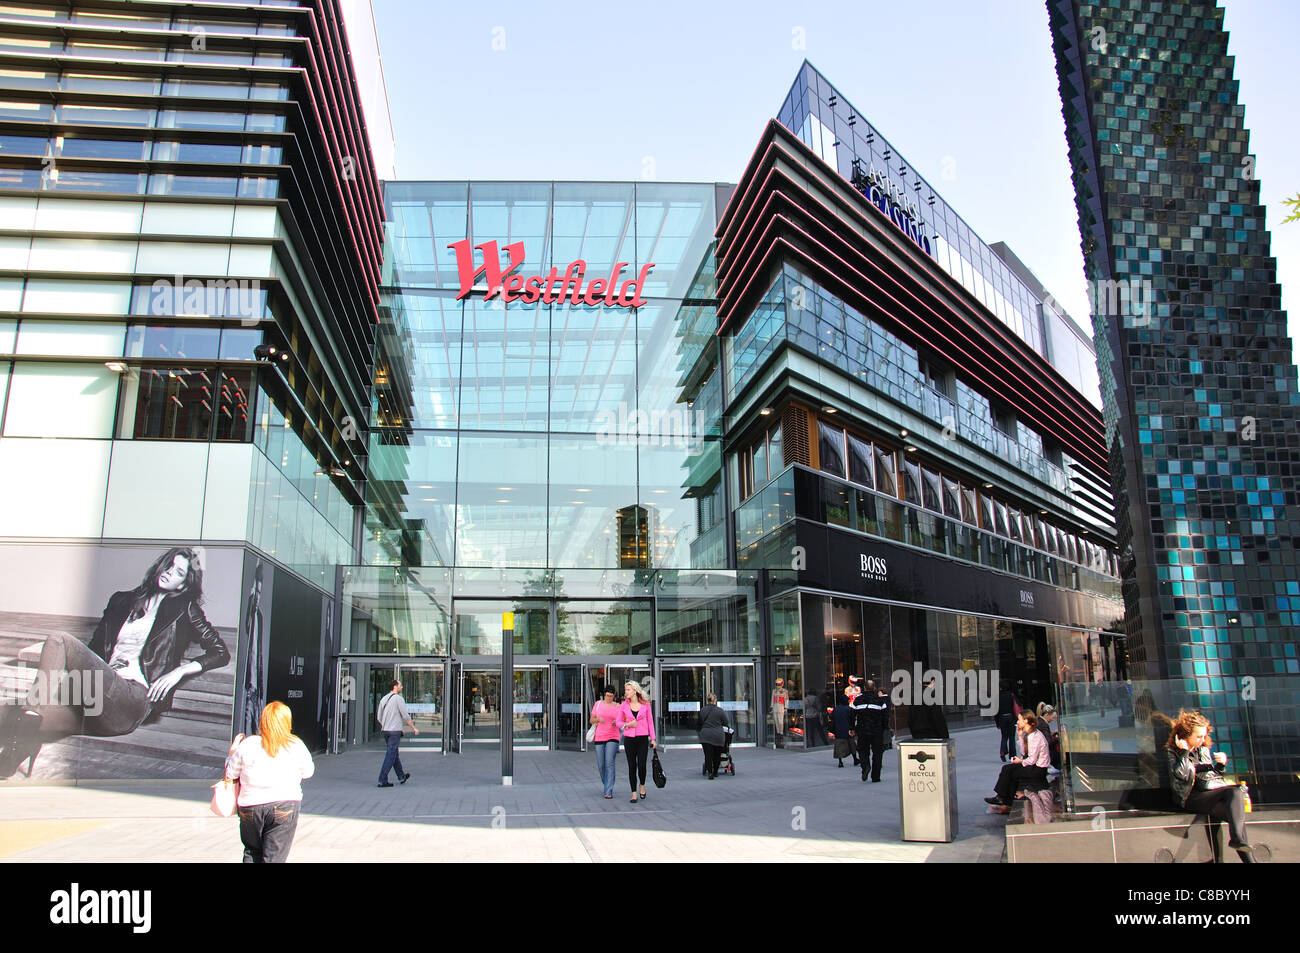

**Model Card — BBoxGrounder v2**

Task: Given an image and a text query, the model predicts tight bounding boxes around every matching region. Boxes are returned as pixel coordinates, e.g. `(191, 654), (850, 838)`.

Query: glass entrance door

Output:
(462, 670), (500, 743)
(459, 667), (550, 747)
(555, 664), (587, 750)
(660, 662), (757, 746)
(395, 663), (442, 746)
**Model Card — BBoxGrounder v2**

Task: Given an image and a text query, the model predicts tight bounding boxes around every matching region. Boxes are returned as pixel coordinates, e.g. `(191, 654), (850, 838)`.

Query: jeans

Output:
(30, 633), (152, 737)
(1184, 785), (1251, 850)
(595, 740), (619, 796)
(378, 730), (406, 784)
(624, 735), (650, 792)
(996, 714), (1016, 760)
(238, 800), (301, 863)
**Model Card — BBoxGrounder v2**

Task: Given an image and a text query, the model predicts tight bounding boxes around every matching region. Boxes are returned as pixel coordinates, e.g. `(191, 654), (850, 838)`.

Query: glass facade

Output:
(779, 62), (1103, 406)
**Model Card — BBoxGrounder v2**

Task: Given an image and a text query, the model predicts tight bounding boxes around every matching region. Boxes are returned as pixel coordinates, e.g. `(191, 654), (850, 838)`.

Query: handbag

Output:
(651, 750), (667, 788)
(210, 778), (239, 817)
(585, 724), (596, 743)
(212, 732), (245, 817)
(882, 728), (894, 750)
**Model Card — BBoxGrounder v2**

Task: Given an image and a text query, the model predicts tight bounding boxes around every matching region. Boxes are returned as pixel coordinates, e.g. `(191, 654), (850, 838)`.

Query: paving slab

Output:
(0, 726), (1014, 863)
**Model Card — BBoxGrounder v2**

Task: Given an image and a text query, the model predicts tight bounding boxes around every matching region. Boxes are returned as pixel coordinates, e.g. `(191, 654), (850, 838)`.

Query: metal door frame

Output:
(394, 661), (444, 749)
(554, 662), (588, 751)
(657, 658), (759, 748)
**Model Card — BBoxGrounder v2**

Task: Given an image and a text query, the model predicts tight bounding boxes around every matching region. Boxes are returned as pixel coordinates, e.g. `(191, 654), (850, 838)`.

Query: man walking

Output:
(852, 678), (891, 782)
(377, 679), (418, 788)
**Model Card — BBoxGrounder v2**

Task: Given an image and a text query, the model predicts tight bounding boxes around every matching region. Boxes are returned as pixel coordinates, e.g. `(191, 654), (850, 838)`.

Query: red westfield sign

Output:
(447, 239), (653, 308)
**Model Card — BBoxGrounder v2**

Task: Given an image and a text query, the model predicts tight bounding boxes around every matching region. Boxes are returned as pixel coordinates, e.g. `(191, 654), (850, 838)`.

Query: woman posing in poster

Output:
(0, 546), (230, 777)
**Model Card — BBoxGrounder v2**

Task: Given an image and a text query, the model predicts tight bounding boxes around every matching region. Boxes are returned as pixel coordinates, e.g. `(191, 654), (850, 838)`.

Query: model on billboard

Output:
(0, 546), (231, 777)
(241, 561), (267, 737)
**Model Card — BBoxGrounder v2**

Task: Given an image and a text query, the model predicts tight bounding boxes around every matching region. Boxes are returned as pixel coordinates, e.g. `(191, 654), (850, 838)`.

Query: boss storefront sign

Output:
(795, 521), (1120, 632)
(448, 239), (654, 308)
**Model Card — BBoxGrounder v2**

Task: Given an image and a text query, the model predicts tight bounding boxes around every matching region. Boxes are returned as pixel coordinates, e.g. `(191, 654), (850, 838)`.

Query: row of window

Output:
(0, 167), (280, 197)
(0, 99), (286, 131)
(0, 278), (274, 321)
(0, 132), (282, 164)
(0, 5), (298, 32)
(0, 42), (294, 68)
(0, 66), (289, 100)
(0, 357), (255, 442)
(811, 418), (1113, 571)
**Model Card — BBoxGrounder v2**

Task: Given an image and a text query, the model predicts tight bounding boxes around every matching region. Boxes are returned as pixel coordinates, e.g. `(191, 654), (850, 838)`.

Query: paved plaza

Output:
(0, 726), (1010, 863)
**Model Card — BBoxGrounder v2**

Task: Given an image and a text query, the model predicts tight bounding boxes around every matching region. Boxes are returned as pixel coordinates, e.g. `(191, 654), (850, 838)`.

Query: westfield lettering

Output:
(448, 240), (653, 308)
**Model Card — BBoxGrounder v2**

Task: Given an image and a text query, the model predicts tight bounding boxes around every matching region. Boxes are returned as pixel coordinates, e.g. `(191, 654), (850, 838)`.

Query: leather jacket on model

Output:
(89, 590), (232, 713)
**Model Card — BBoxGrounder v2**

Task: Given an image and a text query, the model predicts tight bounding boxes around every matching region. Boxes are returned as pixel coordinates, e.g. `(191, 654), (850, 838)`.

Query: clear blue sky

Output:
(372, 0), (1299, 346)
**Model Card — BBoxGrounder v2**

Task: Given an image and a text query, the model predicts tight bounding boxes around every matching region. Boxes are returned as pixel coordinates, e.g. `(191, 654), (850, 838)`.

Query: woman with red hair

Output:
(223, 701), (315, 863)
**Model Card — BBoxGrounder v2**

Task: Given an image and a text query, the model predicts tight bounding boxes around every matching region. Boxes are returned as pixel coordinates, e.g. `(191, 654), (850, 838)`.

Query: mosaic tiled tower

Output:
(1048, 0), (1300, 780)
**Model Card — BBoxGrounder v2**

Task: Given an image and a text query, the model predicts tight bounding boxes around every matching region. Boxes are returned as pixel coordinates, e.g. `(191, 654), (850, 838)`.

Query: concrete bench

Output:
(1006, 801), (1299, 863)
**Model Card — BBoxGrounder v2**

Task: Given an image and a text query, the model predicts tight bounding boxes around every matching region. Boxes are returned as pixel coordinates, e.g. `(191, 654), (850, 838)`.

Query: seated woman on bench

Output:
(1165, 709), (1253, 861)
(985, 711), (1050, 810)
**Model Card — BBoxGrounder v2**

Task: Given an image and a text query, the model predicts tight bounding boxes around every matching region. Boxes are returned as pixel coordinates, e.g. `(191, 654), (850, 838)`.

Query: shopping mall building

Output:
(338, 63), (1126, 757)
(0, 3), (1123, 779)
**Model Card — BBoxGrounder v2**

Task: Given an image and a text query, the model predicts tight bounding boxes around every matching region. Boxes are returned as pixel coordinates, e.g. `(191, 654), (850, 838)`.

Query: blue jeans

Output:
(595, 740), (619, 796)
(378, 730), (405, 783)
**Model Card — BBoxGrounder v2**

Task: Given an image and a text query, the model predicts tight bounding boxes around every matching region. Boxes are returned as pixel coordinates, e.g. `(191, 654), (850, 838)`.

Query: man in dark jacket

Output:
(907, 677), (950, 740)
(852, 679), (891, 782)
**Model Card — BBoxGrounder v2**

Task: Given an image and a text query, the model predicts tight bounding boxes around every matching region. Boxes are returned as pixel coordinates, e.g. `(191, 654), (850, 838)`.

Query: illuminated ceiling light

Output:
(496, 499), (511, 503)
(418, 484), (433, 489)
(575, 488), (590, 492)
(822, 406), (837, 414)
(104, 361), (128, 373)
(899, 428), (909, 438)
(760, 407), (773, 416)
(982, 482), (993, 489)
(905, 445), (918, 453)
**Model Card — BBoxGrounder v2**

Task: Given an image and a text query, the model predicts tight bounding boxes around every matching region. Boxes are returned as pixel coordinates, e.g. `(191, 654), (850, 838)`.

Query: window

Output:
(58, 137), (149, 160)
(751, 435), (768, 488)
(125, 324), (221, 360)
(1007, 507), (1023, 542)
(214, 368), (253, 441)
(846, 432), (873, 488)
(902, 458), (922, 506)
(118, 365), (214, 440)
(960, 485), (977, 526)
(942, 477), (962, 519)
(817, 420), (845, 478)
(921, 468), (942, 512)
(994, 502), (1010, 538)
(874, 445), (897, 497)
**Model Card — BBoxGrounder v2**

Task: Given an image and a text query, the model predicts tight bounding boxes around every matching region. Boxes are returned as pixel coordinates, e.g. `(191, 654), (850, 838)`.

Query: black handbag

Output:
(652, 750), (667, 788)
(882, 728), (894, 750)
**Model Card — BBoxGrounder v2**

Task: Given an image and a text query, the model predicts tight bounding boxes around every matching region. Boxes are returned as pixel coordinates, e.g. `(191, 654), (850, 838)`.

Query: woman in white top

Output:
(223, 701), (315, 863)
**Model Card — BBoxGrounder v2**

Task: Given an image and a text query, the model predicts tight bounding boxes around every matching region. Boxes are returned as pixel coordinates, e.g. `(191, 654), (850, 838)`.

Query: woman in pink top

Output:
(590, 685), (621, 799)
(618, 680), (657, 803)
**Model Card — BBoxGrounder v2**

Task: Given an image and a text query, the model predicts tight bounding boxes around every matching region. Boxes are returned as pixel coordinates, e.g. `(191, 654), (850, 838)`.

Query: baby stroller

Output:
(703, 726), (737, 776)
